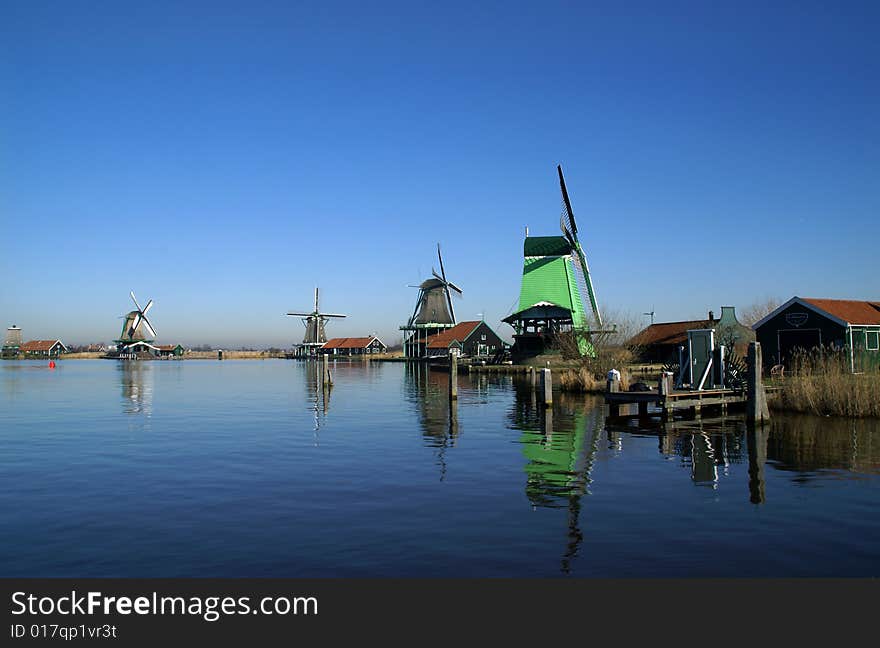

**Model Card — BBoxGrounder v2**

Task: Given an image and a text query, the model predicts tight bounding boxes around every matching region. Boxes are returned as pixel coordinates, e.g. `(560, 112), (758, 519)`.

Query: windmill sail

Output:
(558, 165), (601, 327)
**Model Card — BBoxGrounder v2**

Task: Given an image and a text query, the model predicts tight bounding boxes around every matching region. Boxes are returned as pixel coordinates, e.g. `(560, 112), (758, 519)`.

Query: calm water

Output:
(1, 359), (878, 577)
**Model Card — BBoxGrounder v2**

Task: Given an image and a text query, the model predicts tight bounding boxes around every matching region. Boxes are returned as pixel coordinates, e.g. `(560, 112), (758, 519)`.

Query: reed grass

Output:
(776, 348), (880, 418)
(558, 366), (632, 393)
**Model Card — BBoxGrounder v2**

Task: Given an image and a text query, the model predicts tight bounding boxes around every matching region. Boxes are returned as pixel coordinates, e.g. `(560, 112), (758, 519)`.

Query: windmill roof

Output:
(20, 340), (66, 352)
(629, 320), (713, 347)
(427, 321), (482, 349)
(524, 236), (572, 257)
(323, 337), (380, 350)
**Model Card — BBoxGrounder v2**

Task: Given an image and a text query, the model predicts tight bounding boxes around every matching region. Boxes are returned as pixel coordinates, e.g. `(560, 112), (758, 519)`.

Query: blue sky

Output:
(2, 1), (878, 347)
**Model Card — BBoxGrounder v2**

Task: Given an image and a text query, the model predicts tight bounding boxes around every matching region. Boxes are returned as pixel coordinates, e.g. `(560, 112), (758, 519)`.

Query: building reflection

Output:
(509, 384), (603, 573)
(405, 363), (463, 480)
(118, 360), (153, 416)
(299, 360), (331, 440)
(766, 414), (880, 477)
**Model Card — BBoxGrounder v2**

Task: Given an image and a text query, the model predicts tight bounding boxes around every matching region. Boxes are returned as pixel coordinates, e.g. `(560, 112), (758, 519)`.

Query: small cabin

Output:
(20, 339), (67, 358)
(753, 297), (880, 372)
(426, 320), (505, 359)
(157, 344), (185, 358)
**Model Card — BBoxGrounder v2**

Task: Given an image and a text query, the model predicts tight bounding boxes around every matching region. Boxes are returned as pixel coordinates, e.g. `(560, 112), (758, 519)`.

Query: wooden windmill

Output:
(400, 244), (463, 359)
(503, 165), (605, 357)
(113, 291), (160, 357)
(287, 287), (346, 357)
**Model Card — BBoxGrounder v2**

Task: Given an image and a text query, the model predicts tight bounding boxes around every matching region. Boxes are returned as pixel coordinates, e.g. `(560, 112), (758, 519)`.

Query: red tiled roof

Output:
(629, 320), (712, 348)
(801, 298), (880, 325)
(426, 321), (481, 349)
(20, 340), (65, 352)
(323, 337), (378, 350)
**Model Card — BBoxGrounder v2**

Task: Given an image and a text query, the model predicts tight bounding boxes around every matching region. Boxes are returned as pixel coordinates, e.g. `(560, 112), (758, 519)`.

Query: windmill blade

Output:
(432, 270), (446, 283)
(141, 315), (157, 339)
(142, 299), (153, 315)
(445, 285), (456, 324)
(129, 313), (142, 337)
(287, 312), (313, 317)
(314, 287), (319, 313)
(130, 291), (143, 313)
(447, 281), (463, 294)
(558, 166), (602, 326)
(558, 164), (578, 237)
(319, 313), (347, 318)
(437, 243), (447, 282)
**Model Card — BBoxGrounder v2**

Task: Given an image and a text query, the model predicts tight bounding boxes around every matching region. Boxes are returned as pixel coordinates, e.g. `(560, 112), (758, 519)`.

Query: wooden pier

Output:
(605, 342), (776, 423)
(605, 385), (746, 420)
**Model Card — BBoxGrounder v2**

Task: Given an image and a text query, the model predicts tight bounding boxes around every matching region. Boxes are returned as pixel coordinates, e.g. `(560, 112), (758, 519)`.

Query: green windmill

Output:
(503, 165), (603, 357)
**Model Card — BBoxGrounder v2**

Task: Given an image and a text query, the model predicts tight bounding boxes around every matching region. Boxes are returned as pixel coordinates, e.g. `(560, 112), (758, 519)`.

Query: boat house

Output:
(753, 297), (880, 372)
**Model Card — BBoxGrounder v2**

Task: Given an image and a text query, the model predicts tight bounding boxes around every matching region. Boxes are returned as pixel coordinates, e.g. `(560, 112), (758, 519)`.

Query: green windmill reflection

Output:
(512, 387), (603, 572)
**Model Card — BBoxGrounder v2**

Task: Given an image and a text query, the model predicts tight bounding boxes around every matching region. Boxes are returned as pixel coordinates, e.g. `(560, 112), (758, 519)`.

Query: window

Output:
(481, 334), (486, 341)
(868, 330), (879, 351)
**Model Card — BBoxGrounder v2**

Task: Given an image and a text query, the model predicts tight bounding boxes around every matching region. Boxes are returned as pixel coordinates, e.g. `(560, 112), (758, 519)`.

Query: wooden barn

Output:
(753, 297), (880, 372)
(320, 336), (387, 356)
(425, 320), (505, 359)
(20, 339), (68, 358)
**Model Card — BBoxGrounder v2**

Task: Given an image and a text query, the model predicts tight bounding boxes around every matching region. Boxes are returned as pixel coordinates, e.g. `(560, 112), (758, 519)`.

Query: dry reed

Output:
(776, 348), (880, 418)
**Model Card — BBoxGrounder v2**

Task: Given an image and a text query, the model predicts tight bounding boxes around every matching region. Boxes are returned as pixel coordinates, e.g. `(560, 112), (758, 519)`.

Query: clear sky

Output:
(2, 1), (878, 347)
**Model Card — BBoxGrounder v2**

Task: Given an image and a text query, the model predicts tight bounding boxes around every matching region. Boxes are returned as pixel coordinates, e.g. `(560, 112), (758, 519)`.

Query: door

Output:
(778, 329), (821, 367)
(688, 329), (714, 389)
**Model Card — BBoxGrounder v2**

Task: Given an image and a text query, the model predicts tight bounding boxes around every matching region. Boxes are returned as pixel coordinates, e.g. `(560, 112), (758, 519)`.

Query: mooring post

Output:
(606, 370), (620, 417)
(529, 366), (537, 389)
(322, 353), (332, 387)
(747, 342), (770, 426)
(449, 354), (458, 401)
(658, 371), (673, 420)
(746, 425), (768, 504)
(540, 368), (552, 406)
(218, 349), (223, 361)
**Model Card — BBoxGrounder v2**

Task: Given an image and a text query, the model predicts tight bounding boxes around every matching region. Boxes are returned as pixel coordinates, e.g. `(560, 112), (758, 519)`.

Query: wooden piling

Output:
(449, 354), (458, 400)
(530, 366), (536, 388)
(540, 368), (552, 406)
(746, 342), (770, 426)
(606, 374), (620, 417)
(322, 354), (333, 387)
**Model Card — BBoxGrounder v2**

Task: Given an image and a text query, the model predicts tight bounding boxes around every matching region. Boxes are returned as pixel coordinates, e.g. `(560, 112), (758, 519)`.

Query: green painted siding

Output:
(516, 255), (586, 327)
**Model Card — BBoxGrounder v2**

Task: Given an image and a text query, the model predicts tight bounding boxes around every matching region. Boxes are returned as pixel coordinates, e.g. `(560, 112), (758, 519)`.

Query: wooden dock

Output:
(605, 386), (746, 419)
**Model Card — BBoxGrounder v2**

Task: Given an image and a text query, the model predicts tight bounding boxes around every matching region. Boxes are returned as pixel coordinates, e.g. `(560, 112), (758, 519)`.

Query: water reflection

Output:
(405, 363), (461, 480)
(767, 415), (880, 477)
(118, 361), (153, 416)
(300, 360), (330, 442)
(510, 384), (603, 573)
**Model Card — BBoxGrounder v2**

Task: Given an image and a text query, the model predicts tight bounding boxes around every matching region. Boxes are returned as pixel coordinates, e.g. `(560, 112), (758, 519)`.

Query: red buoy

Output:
(49, 361), (56, 369)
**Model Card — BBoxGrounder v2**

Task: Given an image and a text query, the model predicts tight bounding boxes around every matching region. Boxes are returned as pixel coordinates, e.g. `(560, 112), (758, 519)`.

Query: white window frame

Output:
(867, 330), (879, 351)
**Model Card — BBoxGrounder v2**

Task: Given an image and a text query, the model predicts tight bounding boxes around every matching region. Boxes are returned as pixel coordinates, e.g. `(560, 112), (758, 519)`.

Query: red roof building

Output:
(320, 336), (387, 355)
(425, 320), (505, 358)
(20, 340), (68, 357)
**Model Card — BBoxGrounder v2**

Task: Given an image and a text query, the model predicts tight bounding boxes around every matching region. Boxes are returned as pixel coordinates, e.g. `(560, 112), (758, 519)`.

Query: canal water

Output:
(1, 359), (878, 577)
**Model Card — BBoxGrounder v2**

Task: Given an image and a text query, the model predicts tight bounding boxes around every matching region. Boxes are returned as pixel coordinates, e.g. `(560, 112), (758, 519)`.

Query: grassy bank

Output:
(773, 350), (880, 418)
